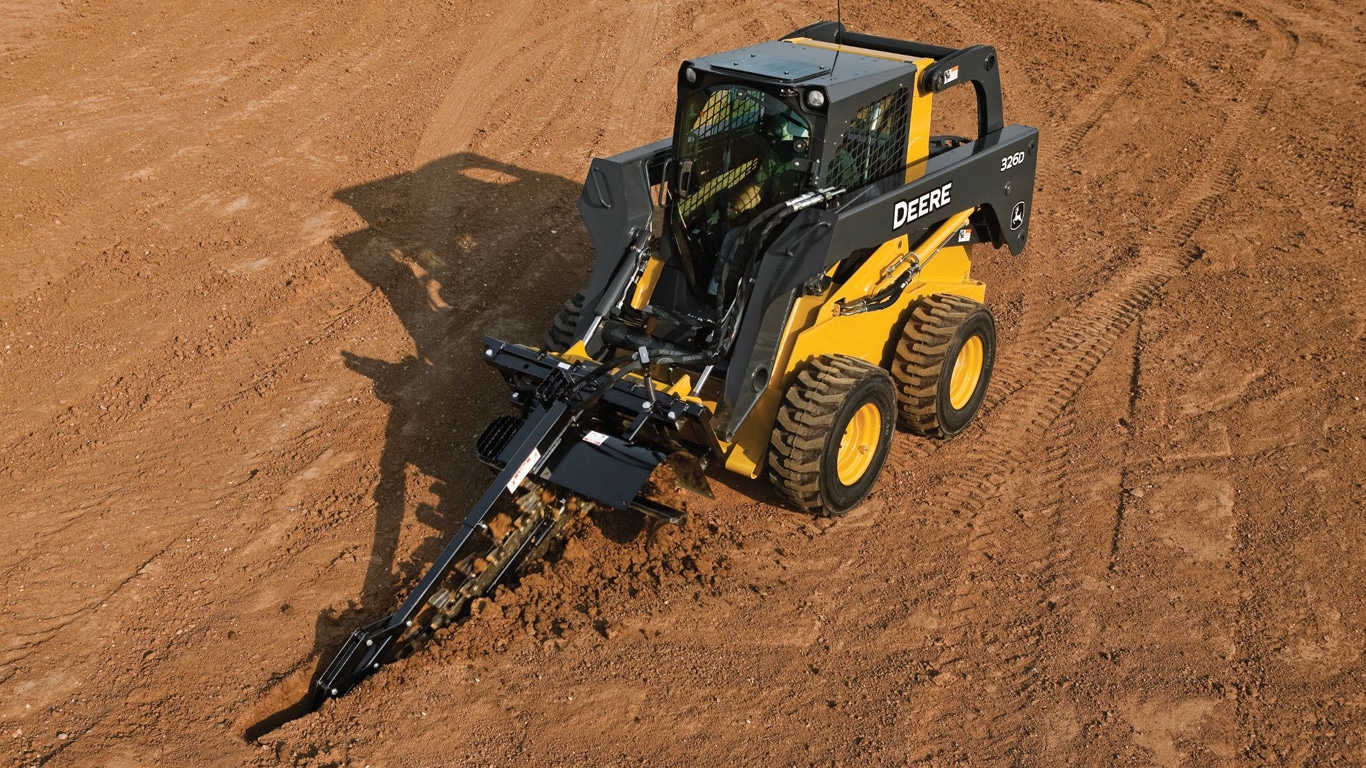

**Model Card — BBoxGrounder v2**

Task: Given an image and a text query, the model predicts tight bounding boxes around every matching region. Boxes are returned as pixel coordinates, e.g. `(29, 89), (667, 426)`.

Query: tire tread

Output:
(768, 354), (891, 516)
(892, 293), (991, 437)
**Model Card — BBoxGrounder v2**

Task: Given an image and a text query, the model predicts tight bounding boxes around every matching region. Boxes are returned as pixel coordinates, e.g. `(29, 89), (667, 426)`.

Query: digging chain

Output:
(400, 480), (592, 650)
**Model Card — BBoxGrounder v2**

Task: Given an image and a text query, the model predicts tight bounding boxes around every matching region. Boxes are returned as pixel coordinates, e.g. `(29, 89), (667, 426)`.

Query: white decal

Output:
(893, 181), (953, 229)
(943, 66), (959, 84)
(1000, 151), (1026, 172)
(583, 430), (609, 446)
(958, 228), (971, 243)
(506, 447), (541, 493)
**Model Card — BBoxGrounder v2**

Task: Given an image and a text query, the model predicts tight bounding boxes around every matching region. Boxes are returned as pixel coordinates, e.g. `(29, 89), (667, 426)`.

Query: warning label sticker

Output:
(506, 448), (541, 493)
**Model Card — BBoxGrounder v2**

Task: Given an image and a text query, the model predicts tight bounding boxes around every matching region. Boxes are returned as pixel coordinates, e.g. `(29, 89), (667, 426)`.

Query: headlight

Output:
(805, 89), (826, 109)
(684, 67), (698, 85)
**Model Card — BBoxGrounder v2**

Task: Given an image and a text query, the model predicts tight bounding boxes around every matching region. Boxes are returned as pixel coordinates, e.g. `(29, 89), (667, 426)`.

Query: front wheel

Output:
(543, 291), (586, 352)
(767, 355), (897, 517)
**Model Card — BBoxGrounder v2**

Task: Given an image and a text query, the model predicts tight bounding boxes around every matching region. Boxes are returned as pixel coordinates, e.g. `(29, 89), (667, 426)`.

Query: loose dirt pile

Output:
(2, 0), (1363, 765)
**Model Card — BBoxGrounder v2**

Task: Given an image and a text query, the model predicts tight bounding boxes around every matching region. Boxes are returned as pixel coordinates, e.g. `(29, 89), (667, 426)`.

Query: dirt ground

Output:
(2, 0), (1364, 764)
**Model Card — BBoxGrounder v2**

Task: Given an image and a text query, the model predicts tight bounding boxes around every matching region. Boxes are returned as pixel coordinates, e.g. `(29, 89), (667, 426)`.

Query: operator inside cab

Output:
(671, 85), (810, 301)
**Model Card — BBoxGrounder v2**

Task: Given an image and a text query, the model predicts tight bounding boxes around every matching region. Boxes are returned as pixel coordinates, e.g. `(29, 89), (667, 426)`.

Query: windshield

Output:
(671, 85), (810, 300)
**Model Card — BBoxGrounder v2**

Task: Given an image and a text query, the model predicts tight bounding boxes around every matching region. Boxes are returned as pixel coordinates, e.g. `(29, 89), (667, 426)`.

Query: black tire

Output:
(543, 291), (586, 352)
(892, 293), (996, 438)
(767, 355), (897, 517)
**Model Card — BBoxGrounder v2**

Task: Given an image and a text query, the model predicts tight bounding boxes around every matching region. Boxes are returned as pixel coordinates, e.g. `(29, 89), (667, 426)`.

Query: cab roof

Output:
(689, 39), (919, 89)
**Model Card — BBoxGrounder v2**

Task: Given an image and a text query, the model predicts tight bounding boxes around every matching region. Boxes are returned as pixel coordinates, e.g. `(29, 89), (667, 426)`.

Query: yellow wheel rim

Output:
(949, 336), (984, 410)
(836, 402), (881, 486)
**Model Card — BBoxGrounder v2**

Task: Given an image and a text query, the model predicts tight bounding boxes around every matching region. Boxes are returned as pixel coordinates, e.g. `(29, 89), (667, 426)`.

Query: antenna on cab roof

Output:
(832, 0), (843, 74)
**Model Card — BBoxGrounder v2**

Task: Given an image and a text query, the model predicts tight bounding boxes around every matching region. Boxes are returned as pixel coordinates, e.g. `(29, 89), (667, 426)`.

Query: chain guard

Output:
(396, 480), (592, 654)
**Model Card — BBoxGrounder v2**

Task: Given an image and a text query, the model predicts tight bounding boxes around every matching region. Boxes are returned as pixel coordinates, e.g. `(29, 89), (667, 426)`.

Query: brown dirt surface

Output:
(3, 0), (1364, 765)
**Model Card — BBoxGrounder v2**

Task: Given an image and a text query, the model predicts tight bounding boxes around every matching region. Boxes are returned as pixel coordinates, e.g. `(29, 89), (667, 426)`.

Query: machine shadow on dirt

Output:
(240, 153), (630, 738)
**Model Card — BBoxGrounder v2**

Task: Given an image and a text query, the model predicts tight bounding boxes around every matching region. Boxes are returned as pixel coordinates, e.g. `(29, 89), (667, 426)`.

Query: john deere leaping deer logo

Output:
(1010, 201), (1026, 231)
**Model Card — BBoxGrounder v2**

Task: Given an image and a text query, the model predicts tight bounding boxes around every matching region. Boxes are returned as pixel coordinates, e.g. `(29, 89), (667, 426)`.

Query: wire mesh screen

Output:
(676, 89), (764, 219)
(675, 85), (810, 224)
(689, 88), (764, 153)
(677, 159), (757, 219)
(827, 89), (911, 190)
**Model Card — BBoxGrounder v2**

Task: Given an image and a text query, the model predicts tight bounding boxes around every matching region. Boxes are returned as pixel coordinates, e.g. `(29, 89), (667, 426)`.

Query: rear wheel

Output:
(768, 355), (897, 517)
(543, 291), (586, 352)
(892, 294), (996, 438)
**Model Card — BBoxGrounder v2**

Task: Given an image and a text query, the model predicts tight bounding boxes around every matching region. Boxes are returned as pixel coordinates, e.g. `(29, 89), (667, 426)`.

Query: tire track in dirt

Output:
(589, 0), (673, 144)
(961, 0), (1267, 472)
(899, 1), (1296, 757)
(410, 2), (678, 282)
(1042, 14), (1169, 163)
(1187, 8), (1326, 758)
(999, 0), (1287, 581)
(411, 0), (541, 167)
(411, 0), (697, 167)
(415, 0), (777, 164)
(926, 0), (1161, 132)
(883, 0), (1160, 477)
(934, 0), (1164, 158)
(985, 2), (1166, 390)
(892, 337), (1125, 760)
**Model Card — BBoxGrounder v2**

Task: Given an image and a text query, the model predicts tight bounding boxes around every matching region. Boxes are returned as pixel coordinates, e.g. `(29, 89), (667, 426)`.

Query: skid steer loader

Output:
(313, 21), (1037, 706)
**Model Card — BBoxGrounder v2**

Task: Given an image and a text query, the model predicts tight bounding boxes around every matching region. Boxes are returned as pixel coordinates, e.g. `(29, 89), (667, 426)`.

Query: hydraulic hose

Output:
(595, 188), (843, 372)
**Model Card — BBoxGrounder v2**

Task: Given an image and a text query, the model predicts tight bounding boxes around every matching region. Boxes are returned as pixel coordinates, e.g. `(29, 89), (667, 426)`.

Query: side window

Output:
(827, 89), (910, 190)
